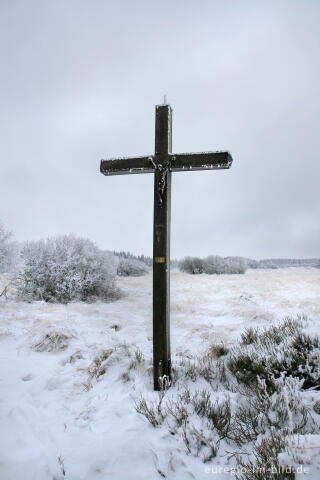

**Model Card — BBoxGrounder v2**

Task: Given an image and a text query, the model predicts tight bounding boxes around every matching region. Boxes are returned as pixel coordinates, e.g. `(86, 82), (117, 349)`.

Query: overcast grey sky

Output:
(1, 0), (319, 259)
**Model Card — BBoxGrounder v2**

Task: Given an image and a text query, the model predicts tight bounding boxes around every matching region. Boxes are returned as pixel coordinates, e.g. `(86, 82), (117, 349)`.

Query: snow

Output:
(0, 268), (320, 479)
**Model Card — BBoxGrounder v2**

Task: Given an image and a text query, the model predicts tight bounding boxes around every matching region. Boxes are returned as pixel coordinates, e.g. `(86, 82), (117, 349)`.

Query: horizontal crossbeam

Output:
(100, 156), (153, 176)
(171, 151), (232, 172)
(100, 151), (232, 176)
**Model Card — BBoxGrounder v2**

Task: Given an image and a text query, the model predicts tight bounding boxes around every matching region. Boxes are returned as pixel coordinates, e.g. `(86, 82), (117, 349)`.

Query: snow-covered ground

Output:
(0, 268), (319, 480)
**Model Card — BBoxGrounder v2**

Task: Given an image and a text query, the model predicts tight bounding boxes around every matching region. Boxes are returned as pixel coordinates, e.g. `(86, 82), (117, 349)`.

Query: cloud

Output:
(0, 0), (319, 258)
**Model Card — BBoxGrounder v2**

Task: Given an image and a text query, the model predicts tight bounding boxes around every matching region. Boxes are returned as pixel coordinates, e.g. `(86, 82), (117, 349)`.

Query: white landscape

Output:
(1, 267), (320, 480)
(2, 1), (320, 479)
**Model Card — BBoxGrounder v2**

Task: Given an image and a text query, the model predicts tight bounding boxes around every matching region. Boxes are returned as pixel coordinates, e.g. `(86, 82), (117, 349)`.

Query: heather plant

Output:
(234, 430), (295, 480)
(134, 317), (319, 473)
(228, 317), (320, 392)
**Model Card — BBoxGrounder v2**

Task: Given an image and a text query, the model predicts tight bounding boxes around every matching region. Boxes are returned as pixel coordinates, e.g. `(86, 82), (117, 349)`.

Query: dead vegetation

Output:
(84, 344), (146, 389)
(32, 330), (71, 352)
(68, 350), (83, 363)
(87, 348), (114, 380)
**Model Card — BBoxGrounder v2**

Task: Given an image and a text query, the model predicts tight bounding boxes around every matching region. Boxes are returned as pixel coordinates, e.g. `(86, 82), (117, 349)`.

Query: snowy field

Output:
(0, 268), (320, 480)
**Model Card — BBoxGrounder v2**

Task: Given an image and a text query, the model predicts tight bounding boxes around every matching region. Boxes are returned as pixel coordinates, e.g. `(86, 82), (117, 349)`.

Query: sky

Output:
(1, 0), (319, 259)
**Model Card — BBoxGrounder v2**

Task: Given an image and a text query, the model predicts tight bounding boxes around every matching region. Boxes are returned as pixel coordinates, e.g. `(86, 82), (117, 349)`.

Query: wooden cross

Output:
(100, 102), (233, 390)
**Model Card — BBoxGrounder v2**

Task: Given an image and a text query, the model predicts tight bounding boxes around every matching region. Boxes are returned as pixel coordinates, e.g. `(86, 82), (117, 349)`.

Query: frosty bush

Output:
(179, 255), (247, 275)
(134, 321), (318, 473)
(18, 235), (118, 303)
(224, 256), (247, 274)
(179, 256), (204, 274)
(228, 317), (320, 392)
(234, 430), (295, 480)
(203, 255), (247, 274)
(0, 222), (19, 274)
(117, 257), (149, 277)
(202, 255), (224, 274)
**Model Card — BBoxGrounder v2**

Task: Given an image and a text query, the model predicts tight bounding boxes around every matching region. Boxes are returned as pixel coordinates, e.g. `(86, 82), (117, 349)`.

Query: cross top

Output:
(100, 103), (233, 390)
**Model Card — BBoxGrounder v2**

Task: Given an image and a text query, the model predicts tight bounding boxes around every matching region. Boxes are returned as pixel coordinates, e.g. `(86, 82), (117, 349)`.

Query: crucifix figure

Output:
(100, 101), (233, 390)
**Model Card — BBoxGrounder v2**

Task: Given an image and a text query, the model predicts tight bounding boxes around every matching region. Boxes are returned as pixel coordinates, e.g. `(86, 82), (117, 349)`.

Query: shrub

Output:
(117, 257), (149, 277)
(135, 396), (165, 427)
(289, 333), (320, 389)
(179, 256), (204, 274)
(18, 234), (118, 303)
(235, 430), (295, 480)
(203, 255), (247, 274)
(224, 256), (247, 274)
(228, 318), (320, 392)
(240, 327), (259, 345)
(229, 375), (312, 446)
(134, 317), (318, 470)
(0, 222), (19, 274)
(179, 255), (247, 275)
(191, 390), (231, 439)
(203, 255), (226, 274)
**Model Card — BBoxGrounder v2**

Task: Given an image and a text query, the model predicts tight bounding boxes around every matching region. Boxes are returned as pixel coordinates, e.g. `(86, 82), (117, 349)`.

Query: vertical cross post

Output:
(153, 104), (172, 390)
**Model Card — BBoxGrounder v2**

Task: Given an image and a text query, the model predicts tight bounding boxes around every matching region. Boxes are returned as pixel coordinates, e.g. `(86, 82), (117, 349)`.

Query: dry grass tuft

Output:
(87, 349), (114, 380)
(69, 350), (84, 363)
(32, 330), (71, 352)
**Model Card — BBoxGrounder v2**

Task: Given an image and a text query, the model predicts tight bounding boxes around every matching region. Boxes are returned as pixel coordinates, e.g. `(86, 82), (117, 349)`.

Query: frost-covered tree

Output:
(179, 256), (204, 274)
(18, 235), (117, 303)
(202, 255), (247, 274)
(223, 256), (247, 274)
(203, 255), (226, 274)
(0, 222), (19, 273)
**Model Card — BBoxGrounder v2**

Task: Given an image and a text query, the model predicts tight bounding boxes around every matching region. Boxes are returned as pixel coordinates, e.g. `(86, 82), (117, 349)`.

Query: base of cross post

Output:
(153, 358), (171, 391)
